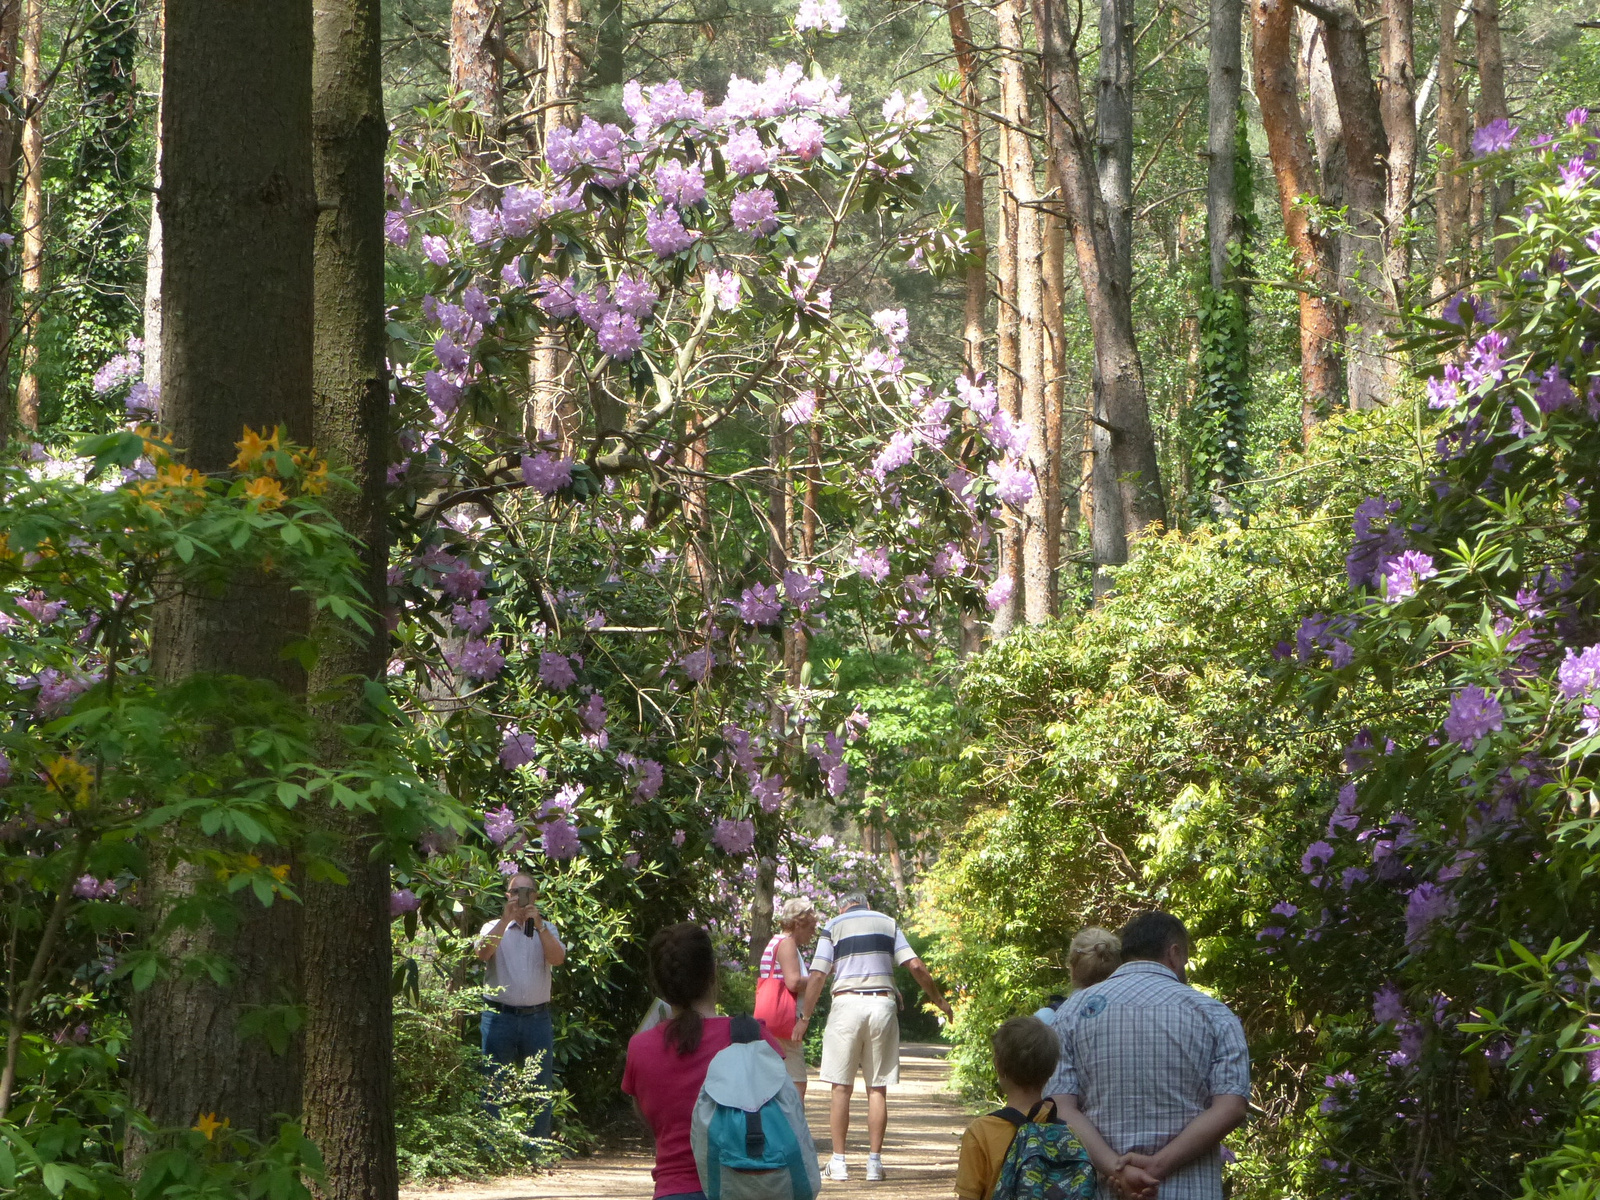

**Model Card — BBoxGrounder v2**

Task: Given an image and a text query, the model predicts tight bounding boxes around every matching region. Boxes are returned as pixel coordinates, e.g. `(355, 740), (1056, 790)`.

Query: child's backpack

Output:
(691, 1015), (820, 1200)
(989, 1099), (1096, 1200)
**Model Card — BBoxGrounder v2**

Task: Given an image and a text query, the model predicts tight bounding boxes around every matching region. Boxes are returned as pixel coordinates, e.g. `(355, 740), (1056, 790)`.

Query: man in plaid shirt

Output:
(1047, 912), (1250, 1199)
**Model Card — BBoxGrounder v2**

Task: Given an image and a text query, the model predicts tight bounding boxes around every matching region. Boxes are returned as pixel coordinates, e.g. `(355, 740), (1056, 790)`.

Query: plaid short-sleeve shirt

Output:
(1047, 960), (1250, 1200)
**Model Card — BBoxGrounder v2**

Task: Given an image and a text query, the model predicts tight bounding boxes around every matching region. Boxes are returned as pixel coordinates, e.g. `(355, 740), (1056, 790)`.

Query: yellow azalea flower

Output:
(297, 457), (329, 496)
(193, 1112), (229, 1140)
(243, 854), (262, 870)
(232, 427), (280, 472)
(244, 476), (288, 510)
(269, 864), (290, 882)
(155, 462), (207, 493)
(44, 756), (94, 808)
(137, 425), (176, 465)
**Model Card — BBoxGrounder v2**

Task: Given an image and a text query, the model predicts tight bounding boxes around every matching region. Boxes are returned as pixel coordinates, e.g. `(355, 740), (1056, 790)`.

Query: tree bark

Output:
(1432, 0), (1469, 295)
(304, 2), (396, 1197)
(1253, 0), (1341, 435)
(1208, 0), (1243, 294)
(0, 0), (23, 446)
(540, 0), (572, 149)
(1471, 0), (1511, 263)
(143, 1), (165, 405)
(15, 0), (41, 432)
(996, 0), (1051, 625)
(130, 0), (316, 1149)
(1294, 0), (1389, 408)
(946, 0), (986, 378)
(451, 0), (502, 200)
(747, 858), (776, 967)
(991, 44), (1022, 635)
(1377, 0), (1415, 321)
(1033, 0), (1163, 591)
(1097, 0), (1134, 299)
(1042, 144), (1066, 601)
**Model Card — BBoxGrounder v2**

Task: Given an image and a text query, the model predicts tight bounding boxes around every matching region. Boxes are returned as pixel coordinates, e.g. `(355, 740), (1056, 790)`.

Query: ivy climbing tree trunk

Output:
(130, 0), (317, 1151)
(0, 0), (23, 446)
(1252, 0), (1341, 436)
(15, 0), (41, 432)
(303, 2), (396, 1198)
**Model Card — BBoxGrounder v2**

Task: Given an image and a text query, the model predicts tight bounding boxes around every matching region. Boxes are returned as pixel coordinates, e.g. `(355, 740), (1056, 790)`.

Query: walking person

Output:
(754, 896), (819, 1100)
(1047, 911), (1250, 1199)
(797, 891), (954, 1182)
(477, 871), (567, 1140)
(623, 923), (787, 1200)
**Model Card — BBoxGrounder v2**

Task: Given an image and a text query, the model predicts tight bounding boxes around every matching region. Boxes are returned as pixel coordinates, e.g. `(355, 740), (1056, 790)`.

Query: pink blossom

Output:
(881, 89), (931, 125)
(777, 115), (825, 161)
(385, 209), (412, 246)
(579, 692), (608, 733)
(73, 876), (118, 900)
(441, 564), (485, 599)
(499, 185), (548, 236)
(654, 158), (708, 206)
(453, 598), (492, 635)
(985, 576), (1013, 612)
(421, 235), (451, 266)
(450, 638), (505, 680)
(17, 592), (67, 625)
(783, 391), (818, 426)
(871, 308), (909, 344)
(576, 287), (616, 330)
(706, 268), (742, 312)
(536, 275), (582, 319)
(725, 127), (775, 176)
(680, 645), (716, 681)
(871, 431), (917, 481)
(595, 311), (644, 360)
(466, 206), (500, 244)
(752, 773), (784, 812)
(987, 459), (1034, 507)
(795, 0), (847, 31)
(614, 273), (659, 320)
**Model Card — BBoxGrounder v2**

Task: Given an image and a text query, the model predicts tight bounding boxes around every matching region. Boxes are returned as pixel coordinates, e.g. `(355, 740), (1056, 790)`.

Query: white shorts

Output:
(777, 1035), (808, 1083)
(819, 992), (899, 1087)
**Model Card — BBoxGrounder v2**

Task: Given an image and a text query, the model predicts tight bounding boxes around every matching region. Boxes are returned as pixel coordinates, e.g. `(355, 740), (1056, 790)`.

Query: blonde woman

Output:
(754, 896), (818, 1098)
(1069, 926), (1121, 991)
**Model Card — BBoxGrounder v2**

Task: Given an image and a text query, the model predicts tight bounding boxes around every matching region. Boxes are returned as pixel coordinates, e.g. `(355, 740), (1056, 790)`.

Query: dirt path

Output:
(401, 1043), (967, 1200)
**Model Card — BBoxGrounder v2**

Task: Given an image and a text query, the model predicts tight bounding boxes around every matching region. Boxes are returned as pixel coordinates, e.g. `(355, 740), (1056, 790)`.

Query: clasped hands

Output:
(1107, 1153), (1162, 1199)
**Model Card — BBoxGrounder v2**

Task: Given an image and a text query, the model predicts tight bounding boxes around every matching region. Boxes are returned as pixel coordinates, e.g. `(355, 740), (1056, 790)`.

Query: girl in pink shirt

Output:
(622, 923), (785, 1200)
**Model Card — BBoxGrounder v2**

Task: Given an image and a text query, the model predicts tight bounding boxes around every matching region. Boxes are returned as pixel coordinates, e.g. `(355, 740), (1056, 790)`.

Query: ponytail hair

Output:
(648, 923), (718, 1056)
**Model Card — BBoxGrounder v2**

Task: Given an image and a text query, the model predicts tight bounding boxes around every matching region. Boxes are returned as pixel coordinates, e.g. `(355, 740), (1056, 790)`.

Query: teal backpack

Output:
(989, 1099), (1096, 1200)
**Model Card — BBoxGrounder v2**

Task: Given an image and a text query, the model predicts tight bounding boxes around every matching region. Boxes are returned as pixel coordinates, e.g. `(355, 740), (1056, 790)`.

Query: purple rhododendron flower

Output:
(1271, 901), (1299, 918)
(654, 159), (706, 206)
(1328, 783), (1360, 834)
(424, 370), (462, 413)
(442, 564), (485, 600)
(680, 646), (716, 682)
(1509, 405), (1530, 437)
(1426, 365), (1462, 411)
(579, 693), (608, 733)
(711, 817), (756, 854)
(725, 127), (775, 176)
(522, 451), (575, 495)
(73, 875), (117, 900)
(783, 569), (820, 606)
(777, 115), (826, 161)
(385, 209), (412, 246)
(595, 311), (643, 360)
(1380, 550), (1437, 602)
(1404, 882), (1458, 946)
(35, 669), (97, 715)
(985, 575), (1014, 613)
(536, 275), (581, 319)
(1559, 156), (1594, 196)
(633, 758), (665, 800)
(614, 273), (659, 320)
(783, 391), (817, 426)
(542, 818), (582, 859)
(1346, 497), (1405, 589)
(539, 651), (577, 690)
(707, 268), (742, 312)
(1463, 330), (1512, 390)
(1472, 117), (1518, 156)
(390, 888), (421, 917)
(737, 584), (782, 625)
(646, 206), (698, 257)
(17, 592), (67, 624)
(853, 546), (891, 582)
(1557, 644), (1600, 699)
(752, 773), (784, 812)
(1533, 366), (1576, 413)
(1443, 684), (1504, 749)
(872, 431), (917, 481)
(0, 750), (11, 786)
(795, 0), (847, 31)
(450, 638), (505, 680)
(1300, 841), (1334, 873)
(453, 599), (492, 635)
(988, 459), (1035, 508)
(421, 235), (451, 266)
(466, 206), (499, 244)
(1374, 984), (1407, 1024)
(485, 804), (517, 845)
(500, 729), (538, 770)
(730, 188), (780, 236)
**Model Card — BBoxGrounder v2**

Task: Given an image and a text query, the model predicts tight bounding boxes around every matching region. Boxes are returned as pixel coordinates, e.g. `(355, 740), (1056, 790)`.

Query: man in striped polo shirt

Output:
(796, 891), (953, 1182)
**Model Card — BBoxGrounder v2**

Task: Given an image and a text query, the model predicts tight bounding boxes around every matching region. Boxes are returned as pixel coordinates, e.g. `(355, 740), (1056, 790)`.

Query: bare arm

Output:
(775, 935), (805, 994)
(792, 960), (831, 1038)
(475, 913), (518, 963)
(537, 920), (566, 966)
(905, 957), (954, 1019)
(1125, 1094), (1249, 1182)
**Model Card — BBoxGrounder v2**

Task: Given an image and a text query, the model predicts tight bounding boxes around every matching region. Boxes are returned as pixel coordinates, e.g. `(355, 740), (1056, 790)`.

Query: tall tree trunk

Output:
(1097, 0), (1134, 298)
(1253, 0), (1341, 436)
(1470, 0), (1511, 263)
(144, 0), (165, 405)
(747, 858), (776, 967)
(1294, 0), (1389, 408)
(1377, 0), (1415, 328)
(1042, 145), (1066, 601)
(1208, 0), (1243, 295)
(991, 71), (1021, 634)
(997, 0), (1050, 625)
(946, 0), (986, 378)
(0, 0), (23, 446)
(451, 0), (502, 199)
(304, 2), (396, 1197)
(540, 0), (572, 148)
(1034, 0), (1163, 590)
(15, 0), (41, 432)
(130, 0), (316, 1151)
(1432, 0), (1469, 296)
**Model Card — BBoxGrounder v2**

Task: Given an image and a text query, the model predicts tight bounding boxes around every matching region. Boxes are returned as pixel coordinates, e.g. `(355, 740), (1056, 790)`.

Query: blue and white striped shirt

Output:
(811, 906), (915, 994)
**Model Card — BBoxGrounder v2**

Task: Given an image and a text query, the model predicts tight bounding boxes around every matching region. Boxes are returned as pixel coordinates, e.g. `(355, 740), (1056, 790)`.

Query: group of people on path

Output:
(477, 873), (1250, 1200)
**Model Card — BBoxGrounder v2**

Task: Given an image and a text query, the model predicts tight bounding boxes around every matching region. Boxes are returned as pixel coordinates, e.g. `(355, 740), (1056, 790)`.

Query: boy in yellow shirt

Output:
(955, 1016), (1061, 1200)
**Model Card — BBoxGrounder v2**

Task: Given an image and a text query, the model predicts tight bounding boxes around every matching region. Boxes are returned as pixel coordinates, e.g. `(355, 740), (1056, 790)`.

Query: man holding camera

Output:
(477, 872), (567, 1139)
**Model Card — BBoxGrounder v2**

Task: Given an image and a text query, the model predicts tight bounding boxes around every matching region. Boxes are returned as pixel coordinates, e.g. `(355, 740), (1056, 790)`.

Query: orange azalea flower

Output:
(295, 455), (330, 496)
(244, 476), (288, 510)
(137, 425), (176, 465)
(232, 427), (280, 473)
(193, 1112), (229, 1140)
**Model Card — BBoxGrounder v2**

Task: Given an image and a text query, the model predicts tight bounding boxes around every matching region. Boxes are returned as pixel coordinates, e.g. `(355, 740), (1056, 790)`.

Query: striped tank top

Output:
(758, 933), (807, 978)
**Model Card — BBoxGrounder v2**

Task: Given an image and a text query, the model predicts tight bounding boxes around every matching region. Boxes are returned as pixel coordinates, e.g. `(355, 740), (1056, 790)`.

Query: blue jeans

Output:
(480, 1006), (556, 1140)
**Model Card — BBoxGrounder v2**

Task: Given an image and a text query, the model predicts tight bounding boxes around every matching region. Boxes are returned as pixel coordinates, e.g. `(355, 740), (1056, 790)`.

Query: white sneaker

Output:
(827, 1156), (849, 1182)
(866, 1155), (885, 1182)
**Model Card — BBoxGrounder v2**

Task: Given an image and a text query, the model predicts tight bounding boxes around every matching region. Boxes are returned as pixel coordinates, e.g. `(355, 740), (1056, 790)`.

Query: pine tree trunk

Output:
(946, 0), (986, 378)
(303, 2), (396, 1197)
(1432, 0), (1470, 295)
(997, 0), (1050, 625)
(1470, 0), (1511, 263)
(541, 0), (572, 148)
(0, 0), (23, 446)
(130, 0), (316, 1151)
(991, 73), (1021, 634)
(1294, 0), (1390, 408)
(143, 1), (164, 404)
(1252, 0), (1340, 436)
(1033, 0), (1163, 591)
(1042, 144), (1066, 600)
(451, 0), (502, 201)
(15, 0), (41, 432)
